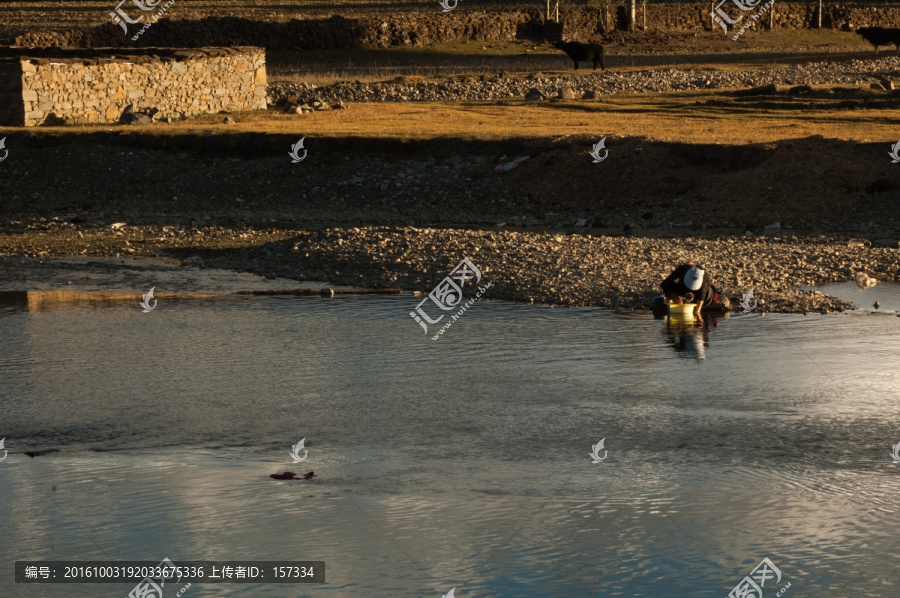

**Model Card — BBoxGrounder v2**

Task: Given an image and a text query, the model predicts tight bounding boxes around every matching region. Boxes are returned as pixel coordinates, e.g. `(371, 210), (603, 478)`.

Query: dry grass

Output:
(5, 89), (900, 144)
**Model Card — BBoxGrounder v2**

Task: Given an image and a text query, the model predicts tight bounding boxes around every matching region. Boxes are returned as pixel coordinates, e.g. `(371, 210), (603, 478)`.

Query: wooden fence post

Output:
(818, 0), (823, 29)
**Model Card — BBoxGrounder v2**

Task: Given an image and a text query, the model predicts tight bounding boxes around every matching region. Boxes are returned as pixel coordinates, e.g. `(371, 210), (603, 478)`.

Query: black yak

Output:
(553, 41), (605, 70)
(855, 26), (900, 52)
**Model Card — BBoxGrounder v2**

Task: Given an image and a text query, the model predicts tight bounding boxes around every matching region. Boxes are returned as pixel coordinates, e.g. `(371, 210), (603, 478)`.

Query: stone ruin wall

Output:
(3, 47), (266, 127)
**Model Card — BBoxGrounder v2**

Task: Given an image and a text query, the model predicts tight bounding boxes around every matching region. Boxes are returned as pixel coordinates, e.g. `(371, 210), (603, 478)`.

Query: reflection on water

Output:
(1, 292), (899, 597)
(663, 313), (731, 361)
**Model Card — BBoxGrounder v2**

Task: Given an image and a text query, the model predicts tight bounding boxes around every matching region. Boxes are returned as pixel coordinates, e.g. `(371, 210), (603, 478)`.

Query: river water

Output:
(1, 265), (898, 597)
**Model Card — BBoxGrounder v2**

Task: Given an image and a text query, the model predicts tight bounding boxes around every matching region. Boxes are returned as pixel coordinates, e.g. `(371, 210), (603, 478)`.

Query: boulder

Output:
(525, 87), (545, 101)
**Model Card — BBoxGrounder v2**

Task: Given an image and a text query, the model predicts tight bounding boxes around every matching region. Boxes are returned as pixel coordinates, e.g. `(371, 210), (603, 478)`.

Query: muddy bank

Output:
(2, 224), (897, 313)
(1, 134), (899, 237)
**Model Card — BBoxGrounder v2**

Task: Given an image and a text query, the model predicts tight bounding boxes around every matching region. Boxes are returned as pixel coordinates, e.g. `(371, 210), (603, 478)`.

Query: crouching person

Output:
(660, 262), (729, 317)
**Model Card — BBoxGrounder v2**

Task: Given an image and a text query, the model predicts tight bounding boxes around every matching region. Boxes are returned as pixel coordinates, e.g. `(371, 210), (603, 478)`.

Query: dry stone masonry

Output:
(0, 47), (266, 126)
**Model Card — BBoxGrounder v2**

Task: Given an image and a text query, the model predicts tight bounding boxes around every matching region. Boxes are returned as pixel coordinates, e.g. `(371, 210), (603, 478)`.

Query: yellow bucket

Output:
(668, 302), (697, 317)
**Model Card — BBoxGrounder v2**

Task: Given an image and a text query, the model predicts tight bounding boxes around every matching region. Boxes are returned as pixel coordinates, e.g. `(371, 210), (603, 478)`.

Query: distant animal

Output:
(553, 41), (605, 70)
(270, 471), (315, 480)
(855, 26), (900, 52)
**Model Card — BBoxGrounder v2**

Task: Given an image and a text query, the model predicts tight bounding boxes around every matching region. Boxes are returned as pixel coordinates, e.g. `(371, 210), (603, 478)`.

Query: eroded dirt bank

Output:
(1, 134), (899, 236)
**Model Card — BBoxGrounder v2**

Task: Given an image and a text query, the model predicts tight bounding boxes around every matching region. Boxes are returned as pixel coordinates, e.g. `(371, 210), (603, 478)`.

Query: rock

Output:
(879, 77), (894, 90)
(558, 87), (576, 100)
(871, 82), (885, 91)
(332, 100), (348, 110)
(764, 222), (781, 231)
(873, 301), (880, 309)
(582, 90), (598, 99)
(744, 230), (753, 237)
(787, 85), (813, 94)
(223, 116), (234, 124)
(855, 271), (878, 288)
(320, 287), (335, 297)
(270, 471), (315, 480)
(120, 103), (152, 125)
(109, 222), (127, 230)
(574, 219), (586, 227)
(525, 88), (545, 101)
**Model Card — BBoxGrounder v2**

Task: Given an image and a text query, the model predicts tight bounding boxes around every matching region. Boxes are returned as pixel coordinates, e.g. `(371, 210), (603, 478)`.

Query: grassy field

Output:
(4, 88), (900, 145)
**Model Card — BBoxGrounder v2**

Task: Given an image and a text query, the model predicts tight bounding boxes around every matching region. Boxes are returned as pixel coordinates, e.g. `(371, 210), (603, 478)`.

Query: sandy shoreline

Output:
(2, 223), (897, 314)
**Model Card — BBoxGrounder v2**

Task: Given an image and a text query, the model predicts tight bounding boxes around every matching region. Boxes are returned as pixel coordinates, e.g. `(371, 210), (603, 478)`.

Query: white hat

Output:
(684, 263), (705, 291)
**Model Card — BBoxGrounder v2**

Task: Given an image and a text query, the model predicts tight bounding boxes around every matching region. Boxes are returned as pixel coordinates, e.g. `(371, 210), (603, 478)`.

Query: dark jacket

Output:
(661, 263), (718, 307)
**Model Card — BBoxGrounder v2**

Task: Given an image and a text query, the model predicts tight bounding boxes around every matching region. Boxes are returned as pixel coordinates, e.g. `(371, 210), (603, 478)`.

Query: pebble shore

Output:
(269, 56), (900, 104)
(200, 226), (898, 314)
(2, 223), (897, 313)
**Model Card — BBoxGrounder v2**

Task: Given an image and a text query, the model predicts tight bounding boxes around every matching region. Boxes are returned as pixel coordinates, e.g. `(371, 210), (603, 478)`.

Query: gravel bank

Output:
(3, 223), (897, 313)
(211, 226), (898, 313)
(269, 56), (900, 104)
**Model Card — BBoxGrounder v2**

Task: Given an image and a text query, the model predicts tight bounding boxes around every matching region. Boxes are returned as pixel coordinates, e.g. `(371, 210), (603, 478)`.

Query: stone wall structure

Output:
(0, 46), (266, 127)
